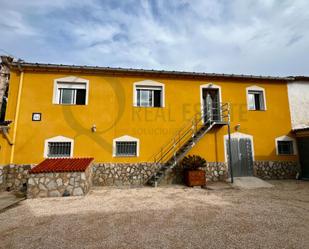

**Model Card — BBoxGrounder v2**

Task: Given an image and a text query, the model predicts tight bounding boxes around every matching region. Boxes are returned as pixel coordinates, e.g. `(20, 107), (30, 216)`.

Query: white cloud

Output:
(0, 0), (308, 75)
(0, 10), (36, 35)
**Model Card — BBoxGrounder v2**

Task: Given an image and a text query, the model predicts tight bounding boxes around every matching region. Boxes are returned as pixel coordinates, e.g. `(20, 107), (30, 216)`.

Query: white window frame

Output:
(113, 135), (140, 157)
(53, 76), (89, 105)
(43, 135), (74, 158)
(246, 85), (267, 111)
(275, 135), (297, 155)
(133, 80), (165, 107)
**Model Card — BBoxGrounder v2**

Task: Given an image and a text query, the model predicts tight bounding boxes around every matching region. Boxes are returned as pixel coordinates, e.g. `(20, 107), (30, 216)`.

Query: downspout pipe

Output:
(227, 123), (234, 183)
(227, 103), (234, 183)
(9, 60), (24, 164)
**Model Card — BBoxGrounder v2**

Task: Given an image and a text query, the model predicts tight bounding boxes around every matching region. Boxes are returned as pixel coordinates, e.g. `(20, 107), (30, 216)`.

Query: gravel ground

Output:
(0, 180), (309, 249)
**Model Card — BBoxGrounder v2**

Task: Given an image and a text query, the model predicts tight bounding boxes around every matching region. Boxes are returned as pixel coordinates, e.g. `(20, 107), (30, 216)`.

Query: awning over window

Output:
(29, 158), (94, 174)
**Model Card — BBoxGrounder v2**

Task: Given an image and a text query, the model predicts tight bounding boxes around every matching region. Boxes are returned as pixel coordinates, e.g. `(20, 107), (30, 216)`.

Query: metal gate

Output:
(227, 138), (253, 177)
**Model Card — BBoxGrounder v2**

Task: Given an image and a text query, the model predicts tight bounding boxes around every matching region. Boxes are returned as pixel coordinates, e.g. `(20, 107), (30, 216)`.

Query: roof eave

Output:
(9, 62), (290, 81)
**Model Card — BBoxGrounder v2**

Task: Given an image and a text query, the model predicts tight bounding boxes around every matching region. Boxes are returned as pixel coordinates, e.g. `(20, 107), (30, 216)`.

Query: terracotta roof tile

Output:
(29, 158), (94, 174)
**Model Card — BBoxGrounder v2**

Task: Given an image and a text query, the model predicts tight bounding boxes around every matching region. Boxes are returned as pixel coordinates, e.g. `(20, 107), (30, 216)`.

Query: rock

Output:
(28, 178), (35, 186)
(81, 173), (86, 181)
(39, 183), (47, 191)
(38, 191), (47, 198)
(56, 178), (63, 186)
(73, 187), (84, 196)
(15, 179), (21, 186)
(69, 177), (75, 186)
(30, 187), (40, 197)
(66, 185), (74, 194)
(47, 180), (57, 190)
(49, 190), (61, 197)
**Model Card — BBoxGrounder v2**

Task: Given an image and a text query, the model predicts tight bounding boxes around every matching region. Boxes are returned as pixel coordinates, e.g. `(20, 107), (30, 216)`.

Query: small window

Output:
(48, 142), (72, 157)
(115, 141), (137, 156)
(113, 135), (139, 157)
(248, 90), (265, 110)
(136, 86), (162, 107)
(277, 141), (294, 155)
(44, 135), (74, 158)
(53, 76), (89, 105)
(58, 84), (86, 105)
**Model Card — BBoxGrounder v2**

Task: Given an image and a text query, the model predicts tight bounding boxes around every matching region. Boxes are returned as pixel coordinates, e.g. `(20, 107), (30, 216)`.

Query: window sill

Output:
(113, 155), (138, 158)
(133, 106), (164, 108)
(46, 156), (72, 158)
(53, 103), (87, 106)
(247, 109), (266, 112)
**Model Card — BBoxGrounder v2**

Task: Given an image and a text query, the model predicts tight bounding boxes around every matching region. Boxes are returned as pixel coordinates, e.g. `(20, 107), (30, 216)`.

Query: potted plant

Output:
(180, 155), (207, 187)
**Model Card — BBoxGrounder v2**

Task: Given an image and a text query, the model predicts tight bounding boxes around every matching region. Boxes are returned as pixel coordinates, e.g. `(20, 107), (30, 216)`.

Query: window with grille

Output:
(277, 141), (294, 155)
(248, 90), (265, 110)
(48, 142), (72, 157)
(115, 141), (137, 156)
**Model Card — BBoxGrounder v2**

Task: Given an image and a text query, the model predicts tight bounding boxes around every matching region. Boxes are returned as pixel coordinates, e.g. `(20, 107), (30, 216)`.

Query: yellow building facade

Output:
(0, 61), (299, 186)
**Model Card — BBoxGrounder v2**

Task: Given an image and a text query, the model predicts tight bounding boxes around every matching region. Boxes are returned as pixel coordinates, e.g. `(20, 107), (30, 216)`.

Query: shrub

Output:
(180, 155), (207, 171)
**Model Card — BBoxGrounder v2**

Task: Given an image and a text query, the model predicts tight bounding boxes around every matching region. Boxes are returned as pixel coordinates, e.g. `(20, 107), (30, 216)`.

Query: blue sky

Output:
(0, 0), (308, 76)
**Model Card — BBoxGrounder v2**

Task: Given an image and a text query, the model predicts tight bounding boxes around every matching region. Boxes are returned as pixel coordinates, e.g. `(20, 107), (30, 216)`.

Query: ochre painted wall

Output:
(0, 70), (297, 165)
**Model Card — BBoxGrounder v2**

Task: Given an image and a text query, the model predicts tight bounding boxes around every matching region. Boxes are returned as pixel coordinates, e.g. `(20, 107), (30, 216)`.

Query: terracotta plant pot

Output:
(185, 170), (206, 187)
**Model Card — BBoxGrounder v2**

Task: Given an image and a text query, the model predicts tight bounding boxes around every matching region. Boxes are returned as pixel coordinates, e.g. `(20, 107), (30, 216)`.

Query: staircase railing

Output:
(152, 102), (230, 166)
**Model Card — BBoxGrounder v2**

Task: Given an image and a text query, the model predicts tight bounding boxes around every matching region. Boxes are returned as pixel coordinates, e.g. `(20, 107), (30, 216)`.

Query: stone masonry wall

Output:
(92, 163), (161, 186)
(160, 161), (228, 185)
(0, 160), (300, 195)
(92, 162), (228, 186)
(27, 166), (92, 198)
(0, 166), (5, 190)
(0, 164), (33, 191)
(205, 162), (228, 181)
(254, 161), (299, 179)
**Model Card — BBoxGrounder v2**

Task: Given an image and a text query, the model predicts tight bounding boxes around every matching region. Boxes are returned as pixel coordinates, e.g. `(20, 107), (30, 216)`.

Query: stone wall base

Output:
(92, 163), (160, 186)
(159, 162), (228, 185)
(0, 164), (33, 191)
(27, 166), (92, 198)
(206, 162), (228, 181)
(0, 160), (300, 196)
(253, 161), (299, 179)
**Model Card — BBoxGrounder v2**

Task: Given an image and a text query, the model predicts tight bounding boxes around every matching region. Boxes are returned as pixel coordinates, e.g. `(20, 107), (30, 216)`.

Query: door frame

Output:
(223, 132), (255, 163)
(200, 83), (222, 123)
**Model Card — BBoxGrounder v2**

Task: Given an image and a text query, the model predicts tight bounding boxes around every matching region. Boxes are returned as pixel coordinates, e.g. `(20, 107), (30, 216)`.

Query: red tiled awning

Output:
(29, 158), (94, 174)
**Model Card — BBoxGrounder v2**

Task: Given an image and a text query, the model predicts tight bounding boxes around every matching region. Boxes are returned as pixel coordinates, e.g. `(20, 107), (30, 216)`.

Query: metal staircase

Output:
(148, 102), (231, 187)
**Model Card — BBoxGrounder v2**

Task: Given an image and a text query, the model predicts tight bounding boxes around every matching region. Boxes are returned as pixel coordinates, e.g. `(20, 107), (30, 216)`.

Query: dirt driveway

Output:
(0, 180), (309, 249)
